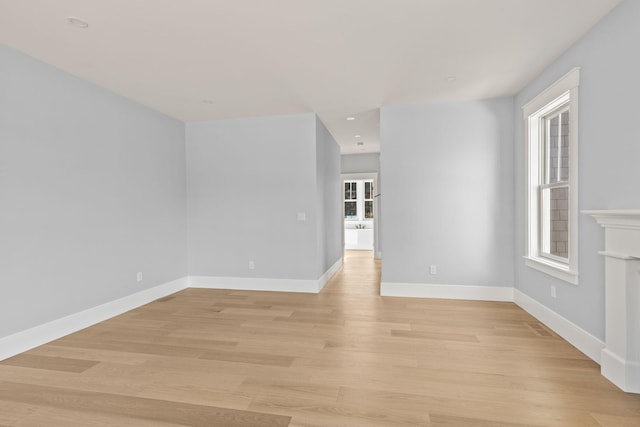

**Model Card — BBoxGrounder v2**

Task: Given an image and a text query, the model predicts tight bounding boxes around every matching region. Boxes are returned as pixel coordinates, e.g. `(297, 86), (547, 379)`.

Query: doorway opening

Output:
(341, 173), (379, 258)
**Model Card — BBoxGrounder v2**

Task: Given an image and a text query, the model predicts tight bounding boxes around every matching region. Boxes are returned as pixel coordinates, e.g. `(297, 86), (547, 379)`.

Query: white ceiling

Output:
(0, 0), (622, 154)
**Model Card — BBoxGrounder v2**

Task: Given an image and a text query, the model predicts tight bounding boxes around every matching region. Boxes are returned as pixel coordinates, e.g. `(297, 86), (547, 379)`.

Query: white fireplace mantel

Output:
(584, 209), (640, 393)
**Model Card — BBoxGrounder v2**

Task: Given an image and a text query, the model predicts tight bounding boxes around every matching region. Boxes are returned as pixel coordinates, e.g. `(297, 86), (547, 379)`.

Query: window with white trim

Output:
(344, 181), (357, 220)
(364, 181), (374, 219)
(523, 68), (579, 284)
(344, 179), (374, 221)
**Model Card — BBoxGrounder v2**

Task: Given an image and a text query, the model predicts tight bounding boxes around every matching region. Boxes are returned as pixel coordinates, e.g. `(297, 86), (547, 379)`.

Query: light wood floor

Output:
(1, 251), (639, 426)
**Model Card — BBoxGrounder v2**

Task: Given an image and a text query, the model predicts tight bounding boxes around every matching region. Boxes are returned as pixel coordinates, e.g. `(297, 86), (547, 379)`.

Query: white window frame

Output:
(364, 180), (374, 220)
(344, 180), (358, 220)
(523, 67), (580, 285)
(343, 179), (374, 222)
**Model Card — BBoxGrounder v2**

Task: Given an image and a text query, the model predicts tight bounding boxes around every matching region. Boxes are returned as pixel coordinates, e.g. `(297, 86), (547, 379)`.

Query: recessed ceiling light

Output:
(446, 76), (457, 82)
(354, 134), (361, 138)
(66, 17), (89, 28)
(346, 117), (356, 121)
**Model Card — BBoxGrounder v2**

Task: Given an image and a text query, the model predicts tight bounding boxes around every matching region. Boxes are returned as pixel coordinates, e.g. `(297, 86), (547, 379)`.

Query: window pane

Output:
(560, 111), (569, 181)
(541, 186), (569, 260)
(364, 182), (372, 199)
(364, 201), (373, 219)
(345, 201), (357, 219)
(344, 182), (357, 200)
(545, 110), (569, 184)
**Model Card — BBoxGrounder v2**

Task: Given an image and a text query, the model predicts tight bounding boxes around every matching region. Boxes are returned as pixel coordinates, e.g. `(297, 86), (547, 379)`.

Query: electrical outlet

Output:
(429, 265), (437, 275)
(249, 261), (255, 270)
(551, 285), (557, 298)
(137, 272), (143, 282)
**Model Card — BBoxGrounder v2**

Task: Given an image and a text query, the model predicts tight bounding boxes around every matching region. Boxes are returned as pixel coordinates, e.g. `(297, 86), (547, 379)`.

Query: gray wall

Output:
(380, 98), (514, 287)
(186, 113), (340, 281)
(341, 153), (380, 174)
(514, 0), (640, 340)
(0, 46), (187, 338)
(315, 117), (343, 274)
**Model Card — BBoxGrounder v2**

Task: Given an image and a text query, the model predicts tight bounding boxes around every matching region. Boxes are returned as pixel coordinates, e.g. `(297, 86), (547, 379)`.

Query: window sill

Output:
(524, 256), (579, 285)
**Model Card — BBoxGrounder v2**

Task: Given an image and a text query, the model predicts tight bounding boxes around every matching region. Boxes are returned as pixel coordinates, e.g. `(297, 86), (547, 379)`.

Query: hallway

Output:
(1, 252), (639, 426)
(327, 250), (381, 296)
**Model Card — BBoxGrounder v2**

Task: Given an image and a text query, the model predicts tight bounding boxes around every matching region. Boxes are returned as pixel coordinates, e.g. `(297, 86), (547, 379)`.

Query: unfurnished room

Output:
(1, 1), (640, 426)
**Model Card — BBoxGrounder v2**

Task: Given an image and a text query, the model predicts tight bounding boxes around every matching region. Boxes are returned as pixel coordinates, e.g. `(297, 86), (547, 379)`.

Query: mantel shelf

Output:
(583, 210), (640, 230)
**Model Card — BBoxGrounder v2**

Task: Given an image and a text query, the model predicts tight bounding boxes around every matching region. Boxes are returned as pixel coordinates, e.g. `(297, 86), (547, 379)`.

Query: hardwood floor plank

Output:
(248, 393), (428, 427)
(590, 412), (640, 427)
(199, 349), (295, 367)
(0, 382), (290, 427)
(427, 413), (541, 427)
(137, 385), (253, 412)
(238, 376), (341, 401)
(16, 407), (190, 427)
(1, 354), (99, 373)
(27, 345), (154, 366)
(52, 337), (207, 359)
(0, 401), (40, 426)
(390, 329), (480, 342)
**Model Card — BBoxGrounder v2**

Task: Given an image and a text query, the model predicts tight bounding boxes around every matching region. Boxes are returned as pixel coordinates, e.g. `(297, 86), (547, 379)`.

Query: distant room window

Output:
(344, 181), (358, 220)
(364, 181), (374, 219)
(523, 68), (579, 284)
(344, 179), (374, 221)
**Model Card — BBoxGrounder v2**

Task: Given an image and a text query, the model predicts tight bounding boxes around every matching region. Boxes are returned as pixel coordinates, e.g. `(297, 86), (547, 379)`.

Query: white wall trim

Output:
(0, 277), (188, 362)
(522, 67), (581, 117)
(190, 257), (343, 294)
(380, 282), (514, 301)
(189, 276), (320, 293)
(317, 257), (343, 291)
(514, 289), (604, 363)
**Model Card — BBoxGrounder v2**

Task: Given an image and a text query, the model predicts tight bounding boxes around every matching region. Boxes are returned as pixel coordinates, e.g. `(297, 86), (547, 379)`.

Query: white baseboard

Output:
(190, 258), (343, 294)
(317, 258), (343, 291)
(380, 282), (514, 302)
(514, 289), (604, 363)
(189, 276), (320, 293)
(601, 348), (640, 393)
(0, 277), (188, 362)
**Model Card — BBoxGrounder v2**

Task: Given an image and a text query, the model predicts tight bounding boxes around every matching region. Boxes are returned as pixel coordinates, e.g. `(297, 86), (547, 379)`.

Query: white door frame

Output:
(341, 172), (380, 258)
